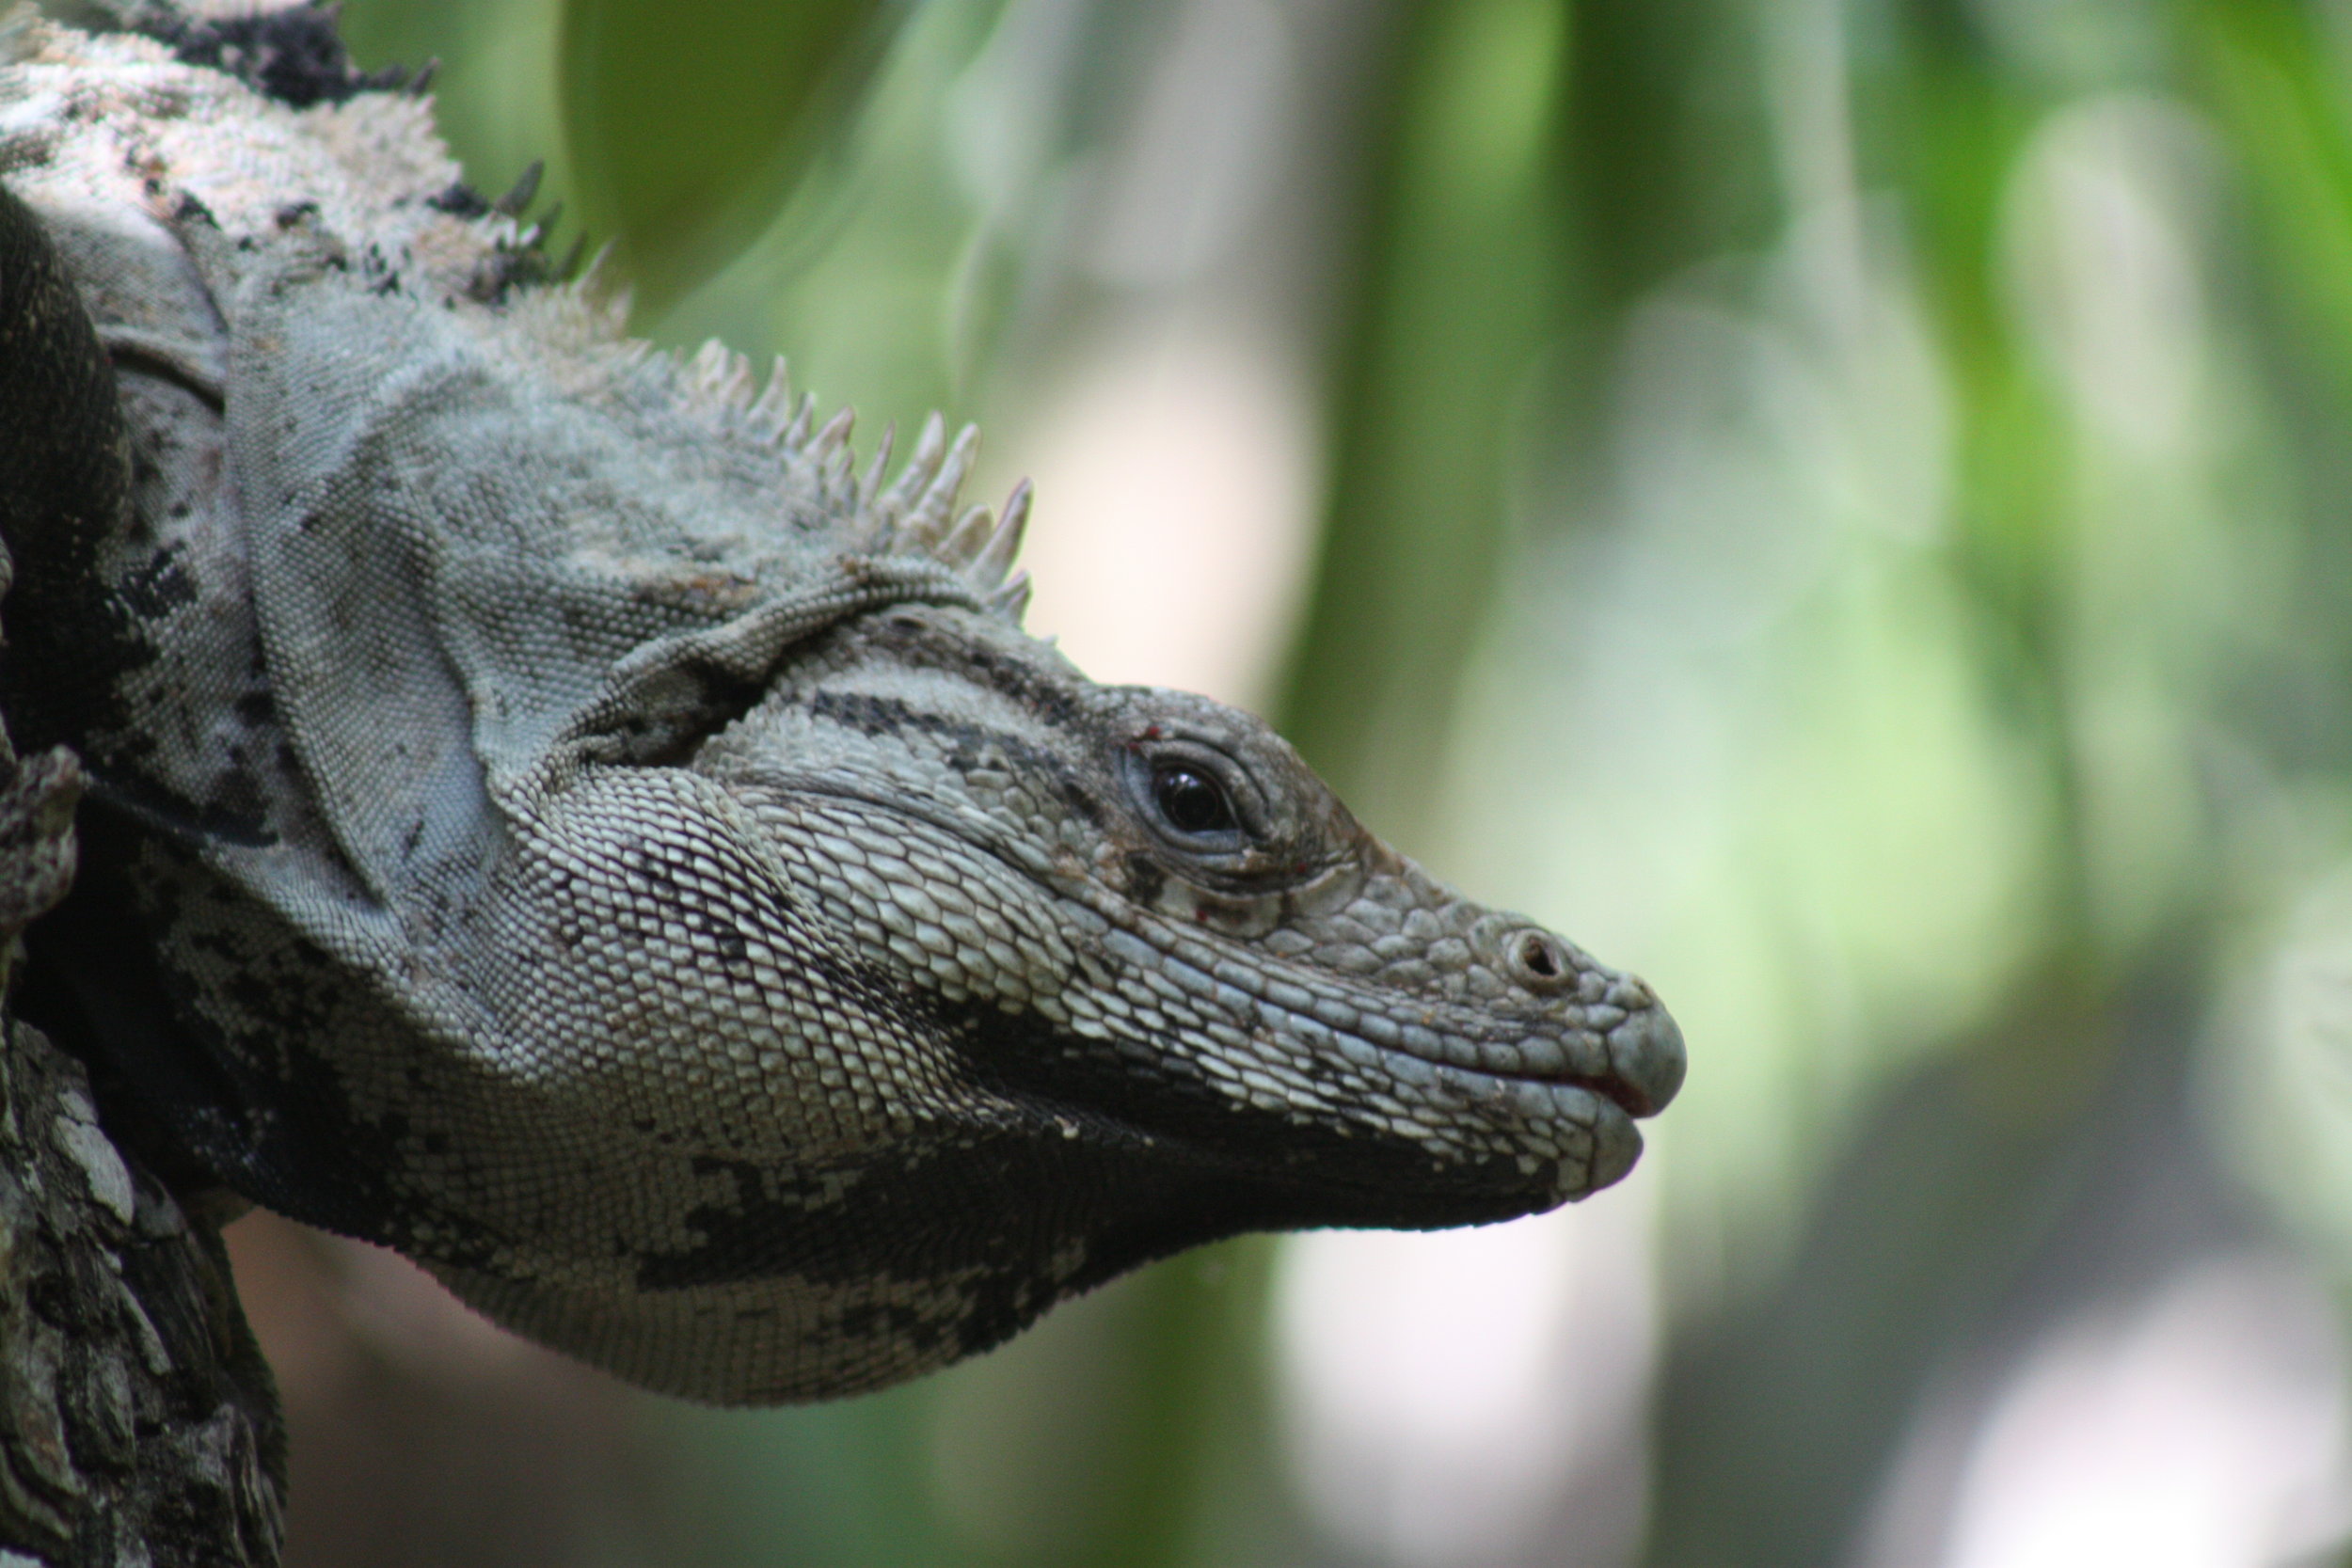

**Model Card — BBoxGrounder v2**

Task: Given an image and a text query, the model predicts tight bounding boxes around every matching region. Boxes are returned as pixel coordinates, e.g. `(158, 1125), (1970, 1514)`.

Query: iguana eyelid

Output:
(1120, 736), (1271, 852)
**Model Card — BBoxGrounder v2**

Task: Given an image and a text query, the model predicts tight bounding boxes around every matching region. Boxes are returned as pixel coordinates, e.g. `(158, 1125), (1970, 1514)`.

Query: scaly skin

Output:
(0, 8), (1682, 1402)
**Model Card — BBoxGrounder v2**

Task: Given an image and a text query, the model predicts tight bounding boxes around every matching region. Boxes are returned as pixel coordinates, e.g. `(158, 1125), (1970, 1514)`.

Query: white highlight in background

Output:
(1273, 1169), (1660, 1567)
(1859, 1253), (2352, 1568)
(1939, 1258), (2351, 1568)
(1008, 325), (1317, 713)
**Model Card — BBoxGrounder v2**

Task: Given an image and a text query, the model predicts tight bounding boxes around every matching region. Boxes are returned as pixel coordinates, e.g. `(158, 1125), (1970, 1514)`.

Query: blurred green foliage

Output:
(312, 0), (2352, 1562)
(555, 0), (889, 308)
(1277, 0), (1571, 834)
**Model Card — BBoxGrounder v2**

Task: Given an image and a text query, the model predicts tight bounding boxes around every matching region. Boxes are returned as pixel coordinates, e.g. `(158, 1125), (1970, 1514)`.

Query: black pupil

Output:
(1154, 767), (1234, 835)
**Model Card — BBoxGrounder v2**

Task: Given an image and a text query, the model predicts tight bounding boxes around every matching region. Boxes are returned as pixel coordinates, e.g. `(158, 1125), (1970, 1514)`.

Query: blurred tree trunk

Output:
(1275, 0), (1576, 838)
(0, 725), (285, 1564)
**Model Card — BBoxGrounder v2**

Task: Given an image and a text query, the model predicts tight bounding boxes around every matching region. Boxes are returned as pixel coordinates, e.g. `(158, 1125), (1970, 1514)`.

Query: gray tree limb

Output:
(0, 733), (283, 1563)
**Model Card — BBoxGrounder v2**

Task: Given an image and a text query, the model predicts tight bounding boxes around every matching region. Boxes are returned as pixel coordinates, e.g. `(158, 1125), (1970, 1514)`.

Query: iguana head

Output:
(409, 408), (1675, 1401)
(707, 599), (1683, 1225)
(446, 414), (1682, 1399)
(460, 569), (1680, 1398)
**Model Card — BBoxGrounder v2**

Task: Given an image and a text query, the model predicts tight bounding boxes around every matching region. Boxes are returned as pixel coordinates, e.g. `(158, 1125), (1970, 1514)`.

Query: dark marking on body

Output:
(631, 988), (1561, 1379)
(118, 546), (199, 619)
(615, 834), (787, 967)
(637, 1139), (1096, 1373)
(162, 8), (411, 107)
(946, 998), (1554, 1230)
(87, 768), (275, 850)
(1057, 780), (1104, 829)
(427, 182), (492, 219)
(1122, 853), (1166, 905)
(15, 805), (481, 1259)
(809, 689), (918, 739)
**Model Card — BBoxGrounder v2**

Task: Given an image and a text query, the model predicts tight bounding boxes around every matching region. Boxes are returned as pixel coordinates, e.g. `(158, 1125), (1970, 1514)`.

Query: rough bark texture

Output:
(0, 716), (284, 1565)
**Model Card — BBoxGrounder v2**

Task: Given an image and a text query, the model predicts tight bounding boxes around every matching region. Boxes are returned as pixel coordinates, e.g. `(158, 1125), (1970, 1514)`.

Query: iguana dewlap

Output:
(0, 6), (1682, 1402)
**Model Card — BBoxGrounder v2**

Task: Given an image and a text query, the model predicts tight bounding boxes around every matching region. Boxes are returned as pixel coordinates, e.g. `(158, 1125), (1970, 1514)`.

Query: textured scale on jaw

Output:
(688, 598), (1687, 1222)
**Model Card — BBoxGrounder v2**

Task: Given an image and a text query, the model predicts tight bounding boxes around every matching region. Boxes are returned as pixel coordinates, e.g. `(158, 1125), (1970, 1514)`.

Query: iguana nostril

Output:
(1509, 929), (1569, 987)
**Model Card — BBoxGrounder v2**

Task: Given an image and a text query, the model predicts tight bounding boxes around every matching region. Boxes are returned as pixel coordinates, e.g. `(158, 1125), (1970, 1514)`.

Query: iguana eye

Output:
(1152, 764), (1237, 836)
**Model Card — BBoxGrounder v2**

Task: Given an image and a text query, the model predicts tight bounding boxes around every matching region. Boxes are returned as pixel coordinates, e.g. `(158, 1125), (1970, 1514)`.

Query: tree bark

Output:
(0, 726), (284, 1565)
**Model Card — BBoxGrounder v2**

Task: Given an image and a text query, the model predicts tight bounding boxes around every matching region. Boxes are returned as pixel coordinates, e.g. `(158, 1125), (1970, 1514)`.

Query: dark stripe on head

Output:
(806, 690), (1104, 819)
(866, 611), (1089, 732)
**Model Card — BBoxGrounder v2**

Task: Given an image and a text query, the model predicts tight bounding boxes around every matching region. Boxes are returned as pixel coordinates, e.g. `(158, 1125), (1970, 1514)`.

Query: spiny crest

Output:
(852, 410), (1035, 626)
(679, 342), (1034, 626)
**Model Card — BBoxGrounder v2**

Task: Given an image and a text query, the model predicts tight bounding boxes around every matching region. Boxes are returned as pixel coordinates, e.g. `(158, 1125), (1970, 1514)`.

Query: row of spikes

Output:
(682, 341), (1032, 626)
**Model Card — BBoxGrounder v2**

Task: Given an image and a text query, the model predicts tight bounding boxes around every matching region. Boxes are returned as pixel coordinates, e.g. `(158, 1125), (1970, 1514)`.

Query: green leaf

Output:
(2194, 0), (2352, 401)
(557, 0), (893, 310)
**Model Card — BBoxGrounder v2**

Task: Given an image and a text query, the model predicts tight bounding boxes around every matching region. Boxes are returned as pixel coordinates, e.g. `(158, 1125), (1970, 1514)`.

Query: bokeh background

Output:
(189, 0), (2352, 1562)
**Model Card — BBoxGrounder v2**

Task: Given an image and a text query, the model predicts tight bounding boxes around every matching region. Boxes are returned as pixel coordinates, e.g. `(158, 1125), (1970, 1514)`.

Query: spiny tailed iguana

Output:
(0, 4), (1682, 1403)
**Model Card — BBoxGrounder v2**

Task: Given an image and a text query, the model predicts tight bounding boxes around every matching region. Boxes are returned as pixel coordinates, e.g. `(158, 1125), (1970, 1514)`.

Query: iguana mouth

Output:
(1297, 999), (1685, 1123)
(1562, 1005), (1685, 1118)
(1600, 1074), (1663, 1119)
(1342, 1017), (1679, 1123)
(1541, 1064), (1666, 1120)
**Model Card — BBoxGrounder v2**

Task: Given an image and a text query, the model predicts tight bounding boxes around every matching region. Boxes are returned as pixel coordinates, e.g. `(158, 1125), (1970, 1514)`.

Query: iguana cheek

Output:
(1120, 865), (1287, 939)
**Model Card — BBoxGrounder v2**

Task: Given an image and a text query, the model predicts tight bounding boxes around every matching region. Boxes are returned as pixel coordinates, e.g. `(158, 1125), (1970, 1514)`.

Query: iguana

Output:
(0, 2), (1682, 1404)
